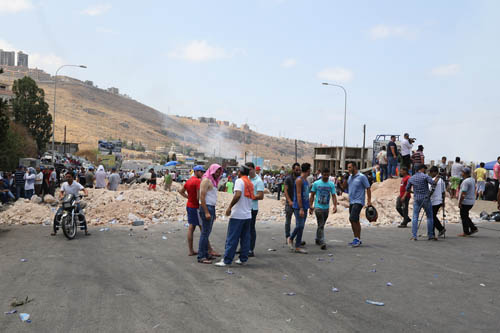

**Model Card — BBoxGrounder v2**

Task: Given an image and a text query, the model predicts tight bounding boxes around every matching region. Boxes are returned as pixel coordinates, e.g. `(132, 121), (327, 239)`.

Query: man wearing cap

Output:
(458, 167), (478, 237)
(179, 165), (216, 258)
(255, 166), (262, 178)
(405, 164), (436, 240)
(401, 133), (413, 171)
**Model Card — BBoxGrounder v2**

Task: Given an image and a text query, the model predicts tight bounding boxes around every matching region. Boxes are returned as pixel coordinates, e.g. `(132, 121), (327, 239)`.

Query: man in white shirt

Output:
(450, 157), (464, 199)
(216, 165), (253, 267)
(52, 172), (89, 236)
(376, 146), (388, 181)
(429, 166), (446, 237)
(401, 133), (414, 171)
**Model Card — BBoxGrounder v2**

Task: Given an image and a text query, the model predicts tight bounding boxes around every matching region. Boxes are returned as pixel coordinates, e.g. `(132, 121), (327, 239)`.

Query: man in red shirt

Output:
(178, 165), (210, 256)
(396, 167), (412, 228)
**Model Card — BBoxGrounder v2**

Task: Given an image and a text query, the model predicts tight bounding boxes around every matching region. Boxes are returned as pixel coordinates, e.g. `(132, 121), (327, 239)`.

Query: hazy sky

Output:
(1, 0), (499, 162)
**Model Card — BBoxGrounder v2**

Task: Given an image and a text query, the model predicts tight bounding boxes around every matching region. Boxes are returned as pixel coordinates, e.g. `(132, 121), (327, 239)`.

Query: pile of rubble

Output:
(0, 178), (478, 227)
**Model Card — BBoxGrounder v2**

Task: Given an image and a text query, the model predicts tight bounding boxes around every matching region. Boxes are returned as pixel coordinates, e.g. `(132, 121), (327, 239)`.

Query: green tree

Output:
(11, 77), (52, 152)
(0, 98), (9, 142)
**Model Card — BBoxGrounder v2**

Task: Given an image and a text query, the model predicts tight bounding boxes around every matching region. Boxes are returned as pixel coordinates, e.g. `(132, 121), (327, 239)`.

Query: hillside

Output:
(6, 76), (316, 166)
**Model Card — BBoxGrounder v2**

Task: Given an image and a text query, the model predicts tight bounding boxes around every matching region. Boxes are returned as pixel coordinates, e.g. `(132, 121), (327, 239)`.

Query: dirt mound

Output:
(0, 179), (478, 228)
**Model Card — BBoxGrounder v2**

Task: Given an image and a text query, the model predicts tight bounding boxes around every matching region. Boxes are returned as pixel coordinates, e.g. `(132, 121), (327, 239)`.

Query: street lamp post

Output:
(52, 64), (87, 164)
(322, 82), (347, 172)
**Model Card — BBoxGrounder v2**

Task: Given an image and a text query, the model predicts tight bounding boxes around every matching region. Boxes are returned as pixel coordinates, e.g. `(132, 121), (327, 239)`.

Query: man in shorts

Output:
(148, 168), (157, 191)
(450, 157), (464, 199)
(178, 165), (215, 257)
(342, 162), (371, 247)
(474, 162), (487, 200)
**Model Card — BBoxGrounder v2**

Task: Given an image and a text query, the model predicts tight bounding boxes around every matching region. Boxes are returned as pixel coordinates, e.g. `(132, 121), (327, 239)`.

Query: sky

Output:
(1, 0), (499, 163)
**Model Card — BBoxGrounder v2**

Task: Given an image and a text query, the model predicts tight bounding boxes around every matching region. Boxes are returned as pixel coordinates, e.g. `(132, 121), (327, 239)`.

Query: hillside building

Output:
(107, 87), (119, 94)
(17, 51), (28, 67)
(0, 50), (15, 66)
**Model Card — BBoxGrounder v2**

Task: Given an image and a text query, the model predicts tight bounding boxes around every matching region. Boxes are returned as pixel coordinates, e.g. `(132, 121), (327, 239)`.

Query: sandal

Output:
(198, 258), (212, 264)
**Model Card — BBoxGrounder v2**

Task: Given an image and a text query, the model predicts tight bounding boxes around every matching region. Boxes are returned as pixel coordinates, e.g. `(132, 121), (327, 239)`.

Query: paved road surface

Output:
(1, 220), (500, 332)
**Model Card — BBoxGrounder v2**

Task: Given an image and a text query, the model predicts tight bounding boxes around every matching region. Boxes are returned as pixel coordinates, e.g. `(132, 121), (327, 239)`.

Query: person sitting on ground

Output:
(52, 172), (89, 236)
(0, 177), (15, 204)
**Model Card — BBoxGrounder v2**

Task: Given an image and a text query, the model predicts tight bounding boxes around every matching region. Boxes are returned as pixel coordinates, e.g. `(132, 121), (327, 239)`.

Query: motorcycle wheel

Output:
(62, 214), (77, 240)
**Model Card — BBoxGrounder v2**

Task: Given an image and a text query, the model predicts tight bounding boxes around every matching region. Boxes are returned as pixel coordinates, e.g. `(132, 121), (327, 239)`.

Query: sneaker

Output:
(428, 236), (438, 241)
(438, 228), (446, 237)
(235, 259), (246, 265)
(349, 238), (362, 247)
(315, 239), (321, 245)
(301, 241), (306, 246)
(248, 251), (255, 258)
(287, 237), (294, 250)
(294, 248), (308, 254)
(397, 224), (408, 228)
(470, 229), (478, 235)
(320, 244), (327, 250)
(410, 237), (418, 241)
(214, 260), (227, 267)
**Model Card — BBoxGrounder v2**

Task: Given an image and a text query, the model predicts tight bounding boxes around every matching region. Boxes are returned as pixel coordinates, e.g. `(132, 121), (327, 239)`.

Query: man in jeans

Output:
(396, 167), (411, 228)
(405, 164), (436, 241)
(215, 165), (254, 267)
(283, 163), (301, 243)
(288, 163), (311, 254)
(309, 168), (337, 250)
(246, 162), (264, 257)
(342, 162), (371, 247)
(387, 135), (399, 178)
(458, 167), (478, 237)
(429, 166), (446, 237)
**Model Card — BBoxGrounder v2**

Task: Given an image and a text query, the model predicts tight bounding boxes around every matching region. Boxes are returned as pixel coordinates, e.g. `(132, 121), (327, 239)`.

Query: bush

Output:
(0, 122), (38, 171)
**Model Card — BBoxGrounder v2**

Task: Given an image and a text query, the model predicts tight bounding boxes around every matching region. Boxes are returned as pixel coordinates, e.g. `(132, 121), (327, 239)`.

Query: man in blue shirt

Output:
(246, 162), (264, 257)
(405, 164), (436, 240)
(309, 168), (337, 250)
(342, 162), (371, 247)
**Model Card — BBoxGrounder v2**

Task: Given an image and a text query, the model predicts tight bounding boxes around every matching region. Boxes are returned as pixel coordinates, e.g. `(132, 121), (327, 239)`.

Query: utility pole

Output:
(294, 139), (298, 163)
(361, 124), (366, 169)
(63, 125), (67, 154)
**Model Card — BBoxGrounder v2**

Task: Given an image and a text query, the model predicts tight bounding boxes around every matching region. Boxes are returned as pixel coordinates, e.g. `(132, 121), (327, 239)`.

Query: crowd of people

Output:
(2, 134), (500, 264)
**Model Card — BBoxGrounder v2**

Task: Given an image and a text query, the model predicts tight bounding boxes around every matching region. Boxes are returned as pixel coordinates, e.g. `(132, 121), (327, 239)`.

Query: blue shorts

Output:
(187, 207), (200, 226)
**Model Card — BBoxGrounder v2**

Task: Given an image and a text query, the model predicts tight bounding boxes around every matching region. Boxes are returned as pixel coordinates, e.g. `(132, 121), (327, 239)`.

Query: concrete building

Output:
(0, 50), (15, 66)
(107, 87), (119, 94)
(17, 51), (28, 67)
(84, 80), (94, 86)
(0, 81), (14, 101)
(53, 141), (79, 154)
(313, 146), (372, 174)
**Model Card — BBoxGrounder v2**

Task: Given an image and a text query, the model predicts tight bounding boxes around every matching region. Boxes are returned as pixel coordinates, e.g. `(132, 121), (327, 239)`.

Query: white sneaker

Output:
(235, 259), (246, 265)
(295, 248), (308, 254)
(214, 260), (227, 267)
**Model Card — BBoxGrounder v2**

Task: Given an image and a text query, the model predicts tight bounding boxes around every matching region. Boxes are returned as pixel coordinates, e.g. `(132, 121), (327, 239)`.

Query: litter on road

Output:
(19, 313), (31, 323)
(365, 300), (385, 306)
(4, 310), (17, 315)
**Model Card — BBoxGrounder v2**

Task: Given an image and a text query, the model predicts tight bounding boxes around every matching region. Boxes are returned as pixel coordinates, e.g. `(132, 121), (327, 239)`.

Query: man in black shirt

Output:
(387, 135), (398, 178)
(14, 166), (25, 200)
(284, 163), (301, 242)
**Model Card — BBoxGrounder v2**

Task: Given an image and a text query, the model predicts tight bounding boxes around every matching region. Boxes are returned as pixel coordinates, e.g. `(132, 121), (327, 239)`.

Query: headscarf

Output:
(28, 167), (35, 175)
(97, 165), (105, 172)
(202, 164), (222, 187)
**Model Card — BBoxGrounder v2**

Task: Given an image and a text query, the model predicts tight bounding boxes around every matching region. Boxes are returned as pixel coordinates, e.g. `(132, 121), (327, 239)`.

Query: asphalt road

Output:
(1, 219), (500, 332)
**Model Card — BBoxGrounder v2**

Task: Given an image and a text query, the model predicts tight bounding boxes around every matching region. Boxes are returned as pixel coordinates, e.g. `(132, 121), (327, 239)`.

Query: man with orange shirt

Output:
(397, 167), (412, 228)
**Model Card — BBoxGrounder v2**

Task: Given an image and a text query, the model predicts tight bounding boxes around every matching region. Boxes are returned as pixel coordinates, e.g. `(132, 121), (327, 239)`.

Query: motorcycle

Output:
(55, 194), (87, 240)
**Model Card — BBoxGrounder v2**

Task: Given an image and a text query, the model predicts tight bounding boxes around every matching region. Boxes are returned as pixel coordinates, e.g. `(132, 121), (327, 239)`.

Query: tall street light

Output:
(52, 64), (87, 163)
(322, 82), (347, 172)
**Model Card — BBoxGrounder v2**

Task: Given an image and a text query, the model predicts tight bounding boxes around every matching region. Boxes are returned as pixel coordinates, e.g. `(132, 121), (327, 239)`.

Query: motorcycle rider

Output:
(51, 172), (90, 236)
